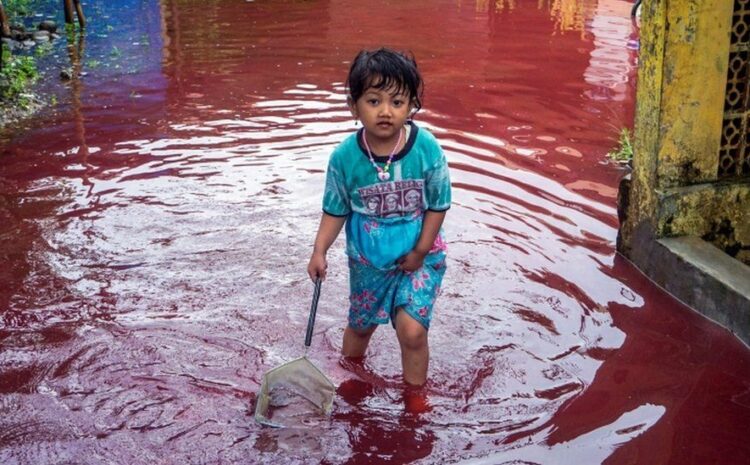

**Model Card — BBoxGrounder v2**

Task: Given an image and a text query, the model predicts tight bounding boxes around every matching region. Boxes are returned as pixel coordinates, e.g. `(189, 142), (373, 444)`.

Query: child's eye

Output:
(393, 100), (404, 107)
(367, 99), (379, 105)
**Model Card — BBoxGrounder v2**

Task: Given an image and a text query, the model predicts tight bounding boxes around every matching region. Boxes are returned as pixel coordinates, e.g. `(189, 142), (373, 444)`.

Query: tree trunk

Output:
(73, 0), (85, 28)
(0, 0), (11, 38)
(63, 0), (74, 24)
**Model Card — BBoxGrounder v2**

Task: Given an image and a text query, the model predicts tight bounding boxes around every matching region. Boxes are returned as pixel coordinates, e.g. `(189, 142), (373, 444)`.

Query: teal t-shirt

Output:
(323, 122), (451, 270)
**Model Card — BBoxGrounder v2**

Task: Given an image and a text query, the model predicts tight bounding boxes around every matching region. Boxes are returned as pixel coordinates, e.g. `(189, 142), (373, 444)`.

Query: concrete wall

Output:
(619, 0), (750, 264)
(617, 1), (750, 344)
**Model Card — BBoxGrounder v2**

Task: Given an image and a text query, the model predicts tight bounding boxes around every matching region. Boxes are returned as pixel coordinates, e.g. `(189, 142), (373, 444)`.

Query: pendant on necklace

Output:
(362, 127), (402, 183)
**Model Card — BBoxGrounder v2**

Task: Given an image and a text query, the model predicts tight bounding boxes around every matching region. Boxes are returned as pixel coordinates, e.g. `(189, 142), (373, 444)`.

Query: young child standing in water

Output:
(307, 48), (451, 392)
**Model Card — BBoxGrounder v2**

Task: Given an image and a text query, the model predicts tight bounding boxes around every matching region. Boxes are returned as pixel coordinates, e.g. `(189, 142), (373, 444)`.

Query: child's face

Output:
(349, 84), (413, 144)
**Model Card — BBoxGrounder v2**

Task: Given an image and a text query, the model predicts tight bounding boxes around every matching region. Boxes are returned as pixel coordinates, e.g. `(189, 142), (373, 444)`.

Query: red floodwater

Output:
(1, 1), (749, 464)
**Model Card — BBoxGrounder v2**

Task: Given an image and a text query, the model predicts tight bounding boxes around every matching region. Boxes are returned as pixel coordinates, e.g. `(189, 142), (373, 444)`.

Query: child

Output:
(307, 48), (450, 391)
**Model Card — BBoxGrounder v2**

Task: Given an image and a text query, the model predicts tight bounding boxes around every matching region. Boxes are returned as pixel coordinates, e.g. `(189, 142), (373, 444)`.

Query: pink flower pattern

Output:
(411, 270), (430, 291)
(351, 289), (377, 312)
(348, 252), (447, 330)
(363, 220), (379, 234)
(429, 234), (448, 253)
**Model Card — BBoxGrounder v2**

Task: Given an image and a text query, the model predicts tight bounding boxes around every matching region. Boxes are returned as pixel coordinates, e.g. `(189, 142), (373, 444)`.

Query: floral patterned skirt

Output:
(347, 251), (446, 330)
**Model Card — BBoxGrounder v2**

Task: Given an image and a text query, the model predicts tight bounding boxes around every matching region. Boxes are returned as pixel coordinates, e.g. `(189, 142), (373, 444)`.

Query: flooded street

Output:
(1, 1), (749, 464)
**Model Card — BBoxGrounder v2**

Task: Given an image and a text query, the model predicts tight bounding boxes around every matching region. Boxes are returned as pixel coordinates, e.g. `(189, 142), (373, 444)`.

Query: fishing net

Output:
(254, 280), (335, 428)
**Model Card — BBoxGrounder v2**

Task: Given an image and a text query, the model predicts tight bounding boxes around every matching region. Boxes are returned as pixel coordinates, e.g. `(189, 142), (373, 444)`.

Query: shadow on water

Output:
(1, 1), (749, 464)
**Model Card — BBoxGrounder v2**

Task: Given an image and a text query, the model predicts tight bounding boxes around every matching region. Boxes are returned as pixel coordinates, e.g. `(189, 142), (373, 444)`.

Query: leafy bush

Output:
(0, 48), (39, 107)
(6, 0), (37, 17)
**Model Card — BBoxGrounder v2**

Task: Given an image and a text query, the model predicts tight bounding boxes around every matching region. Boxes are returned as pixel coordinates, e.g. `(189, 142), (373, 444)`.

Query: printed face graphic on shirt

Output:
(366, 196), (381, 213)
(384, 193), (400, 212)
(358, 180), (424, 217)
(404, 189), (421, 210)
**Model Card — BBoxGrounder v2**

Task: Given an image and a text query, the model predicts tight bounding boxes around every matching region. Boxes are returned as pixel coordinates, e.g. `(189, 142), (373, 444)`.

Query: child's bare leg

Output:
(395, 308), (429, 386)
(342, 326), (377, 357)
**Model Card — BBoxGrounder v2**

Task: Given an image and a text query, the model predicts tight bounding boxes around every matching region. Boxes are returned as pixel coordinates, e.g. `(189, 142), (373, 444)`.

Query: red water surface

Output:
(1, 1), (749, 464)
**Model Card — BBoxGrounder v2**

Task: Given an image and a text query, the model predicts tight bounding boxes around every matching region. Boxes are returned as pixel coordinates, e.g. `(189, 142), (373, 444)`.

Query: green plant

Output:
(110, 46), (121, 57)
(5, 0), (34, 17)
(33, 42), (53, 57)
(86, 59), (101, 68)
(608, 128), (634, 163)
(0, 53), (39, 106)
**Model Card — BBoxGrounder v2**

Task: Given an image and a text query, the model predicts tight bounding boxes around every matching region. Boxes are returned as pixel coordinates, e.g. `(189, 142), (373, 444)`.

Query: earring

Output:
(355, 120), (358, 126)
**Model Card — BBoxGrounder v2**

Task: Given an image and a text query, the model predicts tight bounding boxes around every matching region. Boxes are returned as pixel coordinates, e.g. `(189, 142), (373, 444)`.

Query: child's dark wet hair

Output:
(347, 48), (424, 113)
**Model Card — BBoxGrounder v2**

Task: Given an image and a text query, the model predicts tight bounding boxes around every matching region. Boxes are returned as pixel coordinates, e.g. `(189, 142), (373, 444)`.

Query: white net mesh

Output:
(255, 356), (335, 428)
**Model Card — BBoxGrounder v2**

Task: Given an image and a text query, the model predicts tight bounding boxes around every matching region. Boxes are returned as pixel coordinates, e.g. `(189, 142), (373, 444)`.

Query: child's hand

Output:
(397, 250), (426, 272)
(307, 251), (328, 281)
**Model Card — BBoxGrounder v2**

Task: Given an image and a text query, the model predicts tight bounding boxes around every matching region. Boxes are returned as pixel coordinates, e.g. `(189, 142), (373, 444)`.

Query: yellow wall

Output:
(620, 0), (749, 264)
(658, 3), (731, 185)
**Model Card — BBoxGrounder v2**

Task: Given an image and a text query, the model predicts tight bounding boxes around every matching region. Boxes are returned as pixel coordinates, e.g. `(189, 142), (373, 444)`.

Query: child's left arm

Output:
(397, 210), (446, 272)
(398, 135), (450, 272)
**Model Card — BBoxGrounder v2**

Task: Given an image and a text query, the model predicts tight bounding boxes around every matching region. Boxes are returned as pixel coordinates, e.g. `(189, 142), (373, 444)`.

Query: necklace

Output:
(362, 127), (403, 182)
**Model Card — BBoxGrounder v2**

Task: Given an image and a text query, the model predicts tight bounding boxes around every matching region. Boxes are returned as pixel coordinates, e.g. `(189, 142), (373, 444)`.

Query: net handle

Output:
(304, 278), (322, 349)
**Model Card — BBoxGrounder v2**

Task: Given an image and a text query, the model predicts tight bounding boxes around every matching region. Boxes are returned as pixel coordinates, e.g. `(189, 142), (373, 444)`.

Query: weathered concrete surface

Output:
(617, 0), (665, 256)
(619, 2), (748, 255)
(619, 1), (741, 258)
(658, 2), (731, 186)
(644, 237), (750, 346)
(658, 182), (750, 264)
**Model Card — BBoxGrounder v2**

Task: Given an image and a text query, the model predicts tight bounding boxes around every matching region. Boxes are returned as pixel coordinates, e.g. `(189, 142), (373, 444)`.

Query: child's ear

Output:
(347, 96), (358, 118)
(408, 99), (418, 118)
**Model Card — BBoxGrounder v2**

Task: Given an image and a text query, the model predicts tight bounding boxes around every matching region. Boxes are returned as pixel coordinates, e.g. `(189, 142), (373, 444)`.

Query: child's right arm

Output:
(307, 213), (347, 281)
